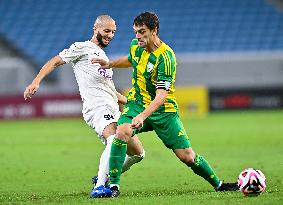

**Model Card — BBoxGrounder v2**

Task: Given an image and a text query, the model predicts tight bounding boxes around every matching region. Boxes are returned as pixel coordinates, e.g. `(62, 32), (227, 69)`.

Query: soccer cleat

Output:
(89, 185), (112, 198)
(110, 186), (120, 198)
(217, 182), (239, 191)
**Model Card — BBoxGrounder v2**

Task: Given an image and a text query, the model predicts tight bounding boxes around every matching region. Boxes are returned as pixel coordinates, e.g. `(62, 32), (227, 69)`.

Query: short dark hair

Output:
(133, 12), (159, 34)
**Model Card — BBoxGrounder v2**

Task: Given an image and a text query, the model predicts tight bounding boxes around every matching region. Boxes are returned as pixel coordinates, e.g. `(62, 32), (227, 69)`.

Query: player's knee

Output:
(176, 148), (195, 165)
(178, 154), (195, 165)
(116, 124), (133, 141)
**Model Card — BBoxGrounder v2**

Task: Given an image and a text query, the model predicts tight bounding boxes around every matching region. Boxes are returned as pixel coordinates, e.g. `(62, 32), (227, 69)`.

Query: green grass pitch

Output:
(0, 110), (282, 204)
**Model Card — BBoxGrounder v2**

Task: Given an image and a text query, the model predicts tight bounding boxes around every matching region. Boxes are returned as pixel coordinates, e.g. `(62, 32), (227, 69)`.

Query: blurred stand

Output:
(1, 51), (283, 119)
(269, 0), (283, 10)
(1, 0), (283, 119)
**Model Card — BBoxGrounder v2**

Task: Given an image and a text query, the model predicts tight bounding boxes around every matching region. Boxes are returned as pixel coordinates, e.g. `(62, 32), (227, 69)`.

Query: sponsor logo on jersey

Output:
(98, 68), (112, 79)
(104, 114), (114, 120)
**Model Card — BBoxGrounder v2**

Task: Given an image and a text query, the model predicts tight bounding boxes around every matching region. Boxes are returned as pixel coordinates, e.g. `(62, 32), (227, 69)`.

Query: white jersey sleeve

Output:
(59, 43), (86, 63)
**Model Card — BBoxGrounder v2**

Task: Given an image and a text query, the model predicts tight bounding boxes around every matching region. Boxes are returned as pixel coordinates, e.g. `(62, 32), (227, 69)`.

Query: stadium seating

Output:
(0, 0), (283, 67)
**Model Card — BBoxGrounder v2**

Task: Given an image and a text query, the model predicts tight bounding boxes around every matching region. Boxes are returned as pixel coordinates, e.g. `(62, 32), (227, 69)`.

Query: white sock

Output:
(122, 149), (145, 173)
(94, 135), (114, 188)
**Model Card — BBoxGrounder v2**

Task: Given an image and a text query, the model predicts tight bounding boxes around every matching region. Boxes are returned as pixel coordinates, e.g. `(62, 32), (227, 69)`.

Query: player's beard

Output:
(96, 32), (109, 48)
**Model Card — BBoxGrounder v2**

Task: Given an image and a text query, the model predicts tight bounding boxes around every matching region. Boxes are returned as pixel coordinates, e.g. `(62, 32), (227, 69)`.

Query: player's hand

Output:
(24, 83), (39, 100)
(91, 58), (110, 69)
(131, 114), (145, 129)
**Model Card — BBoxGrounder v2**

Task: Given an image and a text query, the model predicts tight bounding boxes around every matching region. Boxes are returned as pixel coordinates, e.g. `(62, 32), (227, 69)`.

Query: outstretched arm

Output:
(91, 56), (131, 69)
(24, 55), (65, 100)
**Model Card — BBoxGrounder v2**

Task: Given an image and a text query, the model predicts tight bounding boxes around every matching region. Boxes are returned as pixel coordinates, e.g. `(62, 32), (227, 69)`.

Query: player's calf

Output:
(122, 150), (145, 172)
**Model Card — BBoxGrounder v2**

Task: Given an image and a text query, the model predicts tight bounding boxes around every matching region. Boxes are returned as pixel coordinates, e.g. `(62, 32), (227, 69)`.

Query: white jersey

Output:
(59, 40), (119, 140)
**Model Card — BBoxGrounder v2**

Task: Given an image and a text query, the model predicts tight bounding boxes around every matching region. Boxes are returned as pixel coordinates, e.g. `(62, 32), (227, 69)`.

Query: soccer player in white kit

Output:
(24, 15), (145, 198)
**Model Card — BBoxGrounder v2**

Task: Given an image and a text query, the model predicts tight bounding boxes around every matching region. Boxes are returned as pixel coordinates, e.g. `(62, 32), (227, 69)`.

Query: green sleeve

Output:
(157, 51), (175, 82)
(128, 39), (138, 62)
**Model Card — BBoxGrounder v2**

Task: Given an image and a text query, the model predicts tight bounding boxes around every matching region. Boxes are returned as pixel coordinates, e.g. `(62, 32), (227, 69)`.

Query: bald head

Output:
(94, 15), (115, 28)
(92, 15), (116, 48)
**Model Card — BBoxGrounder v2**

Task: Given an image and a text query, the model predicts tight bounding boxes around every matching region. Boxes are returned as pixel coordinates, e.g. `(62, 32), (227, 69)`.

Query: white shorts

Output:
(83, 104), (120, 145)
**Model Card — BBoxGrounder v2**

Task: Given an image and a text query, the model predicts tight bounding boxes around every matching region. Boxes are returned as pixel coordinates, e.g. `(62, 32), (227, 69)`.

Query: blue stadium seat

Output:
(0, 0), (283, 68)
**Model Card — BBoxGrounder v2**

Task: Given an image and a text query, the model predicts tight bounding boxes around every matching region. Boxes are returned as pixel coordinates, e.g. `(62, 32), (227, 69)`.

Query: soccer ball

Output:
(238, 168), (266, 196)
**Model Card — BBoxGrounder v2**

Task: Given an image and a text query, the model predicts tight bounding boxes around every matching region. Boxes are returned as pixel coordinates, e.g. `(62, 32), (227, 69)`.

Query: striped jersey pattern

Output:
(127, 39), (178, 113)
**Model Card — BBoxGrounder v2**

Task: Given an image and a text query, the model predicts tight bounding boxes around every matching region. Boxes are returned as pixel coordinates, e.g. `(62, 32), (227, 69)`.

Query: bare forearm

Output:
(140, 89), (167, 119)
(109, 56), (131, 68)
(33, 55), (65, 84)
(24, 55), (65, 100)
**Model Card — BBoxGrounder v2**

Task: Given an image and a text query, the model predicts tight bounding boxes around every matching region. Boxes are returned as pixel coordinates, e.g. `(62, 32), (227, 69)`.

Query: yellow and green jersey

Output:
(127, 38), (178, 113)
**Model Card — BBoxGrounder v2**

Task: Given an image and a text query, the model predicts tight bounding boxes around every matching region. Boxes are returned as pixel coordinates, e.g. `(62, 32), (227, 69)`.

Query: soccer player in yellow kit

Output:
(92, 11), (238, 198)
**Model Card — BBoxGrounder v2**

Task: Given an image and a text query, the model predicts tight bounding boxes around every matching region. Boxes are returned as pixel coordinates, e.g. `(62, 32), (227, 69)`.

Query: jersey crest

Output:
(146, 62), (154, 72)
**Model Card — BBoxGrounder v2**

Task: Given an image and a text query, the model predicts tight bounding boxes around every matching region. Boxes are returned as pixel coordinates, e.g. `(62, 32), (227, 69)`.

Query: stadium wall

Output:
(1, 52), (283, 119)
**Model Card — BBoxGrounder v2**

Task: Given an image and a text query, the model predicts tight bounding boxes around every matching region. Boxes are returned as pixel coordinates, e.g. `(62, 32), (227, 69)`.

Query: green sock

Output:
(109, 138), (128, 186)
(190, 155), (221, 188)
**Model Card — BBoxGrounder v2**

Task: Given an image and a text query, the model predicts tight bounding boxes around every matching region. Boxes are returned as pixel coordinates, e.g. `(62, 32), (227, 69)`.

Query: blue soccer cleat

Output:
(90, 185), (112, 198)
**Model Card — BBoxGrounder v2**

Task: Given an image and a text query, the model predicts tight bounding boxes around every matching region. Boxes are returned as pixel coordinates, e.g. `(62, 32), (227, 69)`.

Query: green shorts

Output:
(118, 102), (191, 150)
